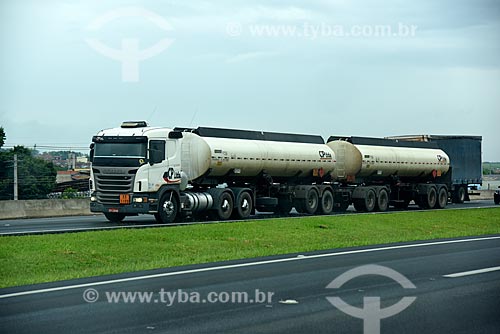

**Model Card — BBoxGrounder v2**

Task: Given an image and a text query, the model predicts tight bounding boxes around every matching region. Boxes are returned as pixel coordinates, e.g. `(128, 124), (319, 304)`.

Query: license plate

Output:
(108, 208), (119, 213)
(120, 194), (130, 204)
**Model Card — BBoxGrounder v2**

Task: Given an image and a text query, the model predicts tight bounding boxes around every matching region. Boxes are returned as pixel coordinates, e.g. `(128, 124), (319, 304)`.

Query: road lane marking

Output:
(1, 235), (500, 299)
(443, 266), (500, 278)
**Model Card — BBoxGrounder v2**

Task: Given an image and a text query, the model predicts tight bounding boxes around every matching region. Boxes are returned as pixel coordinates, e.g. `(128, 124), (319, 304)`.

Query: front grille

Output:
(94, 169), (136, 205)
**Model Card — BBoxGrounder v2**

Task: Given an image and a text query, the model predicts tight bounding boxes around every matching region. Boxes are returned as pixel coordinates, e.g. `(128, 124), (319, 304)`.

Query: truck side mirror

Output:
(89, 143), (95, 163)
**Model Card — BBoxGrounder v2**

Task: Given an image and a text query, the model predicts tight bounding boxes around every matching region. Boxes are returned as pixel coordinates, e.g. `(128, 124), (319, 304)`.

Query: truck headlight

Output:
(133, 197), (148, 203)
(90, 196), (97, 202)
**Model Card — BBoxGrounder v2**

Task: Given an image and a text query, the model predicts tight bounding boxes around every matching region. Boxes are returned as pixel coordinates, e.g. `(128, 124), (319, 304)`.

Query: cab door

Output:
(148, 139), (182, 190)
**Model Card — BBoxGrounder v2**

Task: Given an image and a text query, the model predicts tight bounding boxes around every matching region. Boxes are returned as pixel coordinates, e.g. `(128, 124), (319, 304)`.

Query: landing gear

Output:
(393, 199), (410, 210)
(275, 196), (293, 215)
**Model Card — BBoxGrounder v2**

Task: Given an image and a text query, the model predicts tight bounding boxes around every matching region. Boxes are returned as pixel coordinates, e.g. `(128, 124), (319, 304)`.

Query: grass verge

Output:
(1, 208), (500, 288)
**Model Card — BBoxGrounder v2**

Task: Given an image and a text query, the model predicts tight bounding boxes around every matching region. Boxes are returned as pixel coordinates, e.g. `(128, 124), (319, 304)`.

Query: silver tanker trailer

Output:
(386, 135), (483, 204)
(89, 121), (480, 223)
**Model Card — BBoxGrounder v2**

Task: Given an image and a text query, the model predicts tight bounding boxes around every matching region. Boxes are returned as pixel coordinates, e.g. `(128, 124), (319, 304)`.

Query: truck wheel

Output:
(104, 212), (126, 223)
(303, 188), (319, 214)
(318, 190), (334, 215)
(454, 187), (466, 204)
(353, 189), (376, 212)
(435, 187), (448, 209)
(212, 191), (234, 220)
(233, 191), (253, 219)
(365, 189), (376, 212)
(375, 189), (389, 212)
(156, 191), (179, 223)
(419, 187), (437, 209)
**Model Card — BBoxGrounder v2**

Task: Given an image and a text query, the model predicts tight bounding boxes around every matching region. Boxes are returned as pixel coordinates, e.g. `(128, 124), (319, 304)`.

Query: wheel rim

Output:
(163, 201), (175, 216)
(238, 193), (252, 217)
(217, 192), (233, 219)
(221, 199), (230, 212)
(159, 192), (178, 223)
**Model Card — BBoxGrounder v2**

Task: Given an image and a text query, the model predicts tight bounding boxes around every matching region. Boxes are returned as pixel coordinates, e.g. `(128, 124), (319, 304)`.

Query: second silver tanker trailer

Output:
(89, 121), (480, 223)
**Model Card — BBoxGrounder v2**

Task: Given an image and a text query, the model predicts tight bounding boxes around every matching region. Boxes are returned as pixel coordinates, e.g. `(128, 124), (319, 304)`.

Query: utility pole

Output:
(14, 154), (18, 200)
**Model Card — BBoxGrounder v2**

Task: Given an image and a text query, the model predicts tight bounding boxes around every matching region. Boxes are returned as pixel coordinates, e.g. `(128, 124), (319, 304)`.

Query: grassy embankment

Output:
(1, 207), (500, 288)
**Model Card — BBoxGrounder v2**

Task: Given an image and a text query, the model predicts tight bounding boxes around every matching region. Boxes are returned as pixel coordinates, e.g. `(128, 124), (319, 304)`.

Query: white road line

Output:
(443, 266), (500, 278)
(1, 235), (500, 299)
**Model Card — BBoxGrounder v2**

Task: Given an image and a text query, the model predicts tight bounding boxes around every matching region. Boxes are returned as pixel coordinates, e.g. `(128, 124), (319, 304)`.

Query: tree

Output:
(0, 145), (57, 200)
(0, 127), (5, 148)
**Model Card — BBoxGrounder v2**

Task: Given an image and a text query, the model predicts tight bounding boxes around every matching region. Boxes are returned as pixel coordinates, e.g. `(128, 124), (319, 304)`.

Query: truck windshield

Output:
(94, 143), (146, 158)
(92, 143), (147, 167)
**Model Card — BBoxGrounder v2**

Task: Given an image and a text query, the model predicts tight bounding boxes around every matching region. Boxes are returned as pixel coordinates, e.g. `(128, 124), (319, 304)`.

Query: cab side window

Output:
(150, 140), (166, 164)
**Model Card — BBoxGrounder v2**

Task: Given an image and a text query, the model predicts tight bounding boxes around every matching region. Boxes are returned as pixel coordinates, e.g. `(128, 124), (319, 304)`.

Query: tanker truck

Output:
(89, 121), (475, 223)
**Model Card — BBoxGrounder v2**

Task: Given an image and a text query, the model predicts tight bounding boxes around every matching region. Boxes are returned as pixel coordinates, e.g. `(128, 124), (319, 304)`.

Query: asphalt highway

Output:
(0, 200), (497, 236)
(1, 235), (500, 333)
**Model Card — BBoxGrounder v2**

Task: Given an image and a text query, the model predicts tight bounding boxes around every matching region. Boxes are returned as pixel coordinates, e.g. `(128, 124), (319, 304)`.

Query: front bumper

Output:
(90, 201), (153, 214)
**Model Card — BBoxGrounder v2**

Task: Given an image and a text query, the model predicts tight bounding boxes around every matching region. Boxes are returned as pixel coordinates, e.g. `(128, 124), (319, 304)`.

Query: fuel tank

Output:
(327, 140), (450, 181)
(180, 132), (336, 181)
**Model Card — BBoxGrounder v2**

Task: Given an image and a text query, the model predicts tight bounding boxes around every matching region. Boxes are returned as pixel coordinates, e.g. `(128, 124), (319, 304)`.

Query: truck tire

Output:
(212, 191), (234, 220)
(155, 191), (179, 223)
(353, 189), (376, 212)
(232, 191), (253, 219)
(454, 186), (466, 204)
(318, 190), (334, 215)
(104, 212), (126, 223)
(418, 186), (437, 209)
(303, 188), (319, 214)
(435, 187), (448, 209)
(375, 189), (389, 212)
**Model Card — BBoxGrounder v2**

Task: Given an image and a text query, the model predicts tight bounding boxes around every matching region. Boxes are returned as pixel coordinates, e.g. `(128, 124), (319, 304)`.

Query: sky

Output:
(1, 0), (499, 160)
